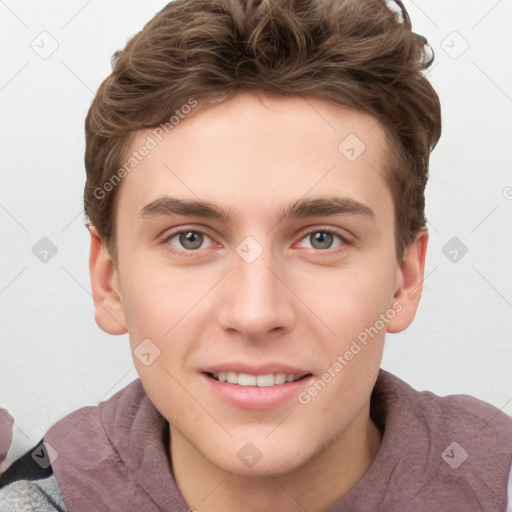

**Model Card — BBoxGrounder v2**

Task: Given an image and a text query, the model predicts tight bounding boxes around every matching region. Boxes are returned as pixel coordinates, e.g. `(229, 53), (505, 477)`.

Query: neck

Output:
(170, 404), (381, 512)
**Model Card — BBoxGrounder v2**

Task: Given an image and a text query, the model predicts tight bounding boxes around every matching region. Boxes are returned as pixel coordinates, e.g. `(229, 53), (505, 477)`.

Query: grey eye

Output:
(309, 231), (335, 250)
(297, 230), (345, 251)
(178, 231), (205, 250)
(164, 229), (215, 253)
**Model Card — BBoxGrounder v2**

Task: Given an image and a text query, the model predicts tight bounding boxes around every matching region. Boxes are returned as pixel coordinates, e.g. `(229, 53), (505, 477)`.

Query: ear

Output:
(88, 226), (128, 335)
(386, 228), (429, 333)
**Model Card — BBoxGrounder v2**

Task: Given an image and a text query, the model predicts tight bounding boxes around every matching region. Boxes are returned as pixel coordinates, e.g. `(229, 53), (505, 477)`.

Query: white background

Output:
(1, 0), (511, 467)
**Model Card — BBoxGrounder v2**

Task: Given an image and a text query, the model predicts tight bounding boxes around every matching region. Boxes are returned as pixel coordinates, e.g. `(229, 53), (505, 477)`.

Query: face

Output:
(91, 91), (426, 476)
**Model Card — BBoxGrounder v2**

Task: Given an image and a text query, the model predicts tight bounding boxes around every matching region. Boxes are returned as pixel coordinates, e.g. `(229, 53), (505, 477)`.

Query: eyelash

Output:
(160, 226), (350, 257)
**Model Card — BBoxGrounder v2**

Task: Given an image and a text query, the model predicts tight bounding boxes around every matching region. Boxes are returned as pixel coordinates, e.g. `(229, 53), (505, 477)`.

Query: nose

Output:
(216, 240), (296, 342)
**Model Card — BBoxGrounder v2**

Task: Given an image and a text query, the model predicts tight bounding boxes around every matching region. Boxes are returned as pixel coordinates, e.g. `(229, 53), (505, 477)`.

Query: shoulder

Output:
(421, 389), (512, 497)
(372, 370), (512, 509)
(377, 369), (512, 445)
(413, 382), (512, 449)
(0, 474), (66, 512)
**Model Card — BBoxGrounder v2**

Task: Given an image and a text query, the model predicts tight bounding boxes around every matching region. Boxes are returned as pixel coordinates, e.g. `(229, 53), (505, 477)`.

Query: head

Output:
(86, 0), (441, 476)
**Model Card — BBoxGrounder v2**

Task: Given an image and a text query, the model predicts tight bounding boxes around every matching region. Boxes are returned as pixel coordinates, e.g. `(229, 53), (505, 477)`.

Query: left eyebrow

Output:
(276, 196), (375, 222)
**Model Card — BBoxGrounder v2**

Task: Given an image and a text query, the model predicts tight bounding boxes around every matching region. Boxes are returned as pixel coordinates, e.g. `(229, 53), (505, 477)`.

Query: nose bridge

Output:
(217, 235), (294, 338)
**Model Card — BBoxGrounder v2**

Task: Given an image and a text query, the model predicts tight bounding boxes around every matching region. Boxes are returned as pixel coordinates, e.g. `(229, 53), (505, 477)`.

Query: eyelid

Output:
(293, 226), (350, 254)
(160, 225), (217, 246)
(295, 225), (351, 242)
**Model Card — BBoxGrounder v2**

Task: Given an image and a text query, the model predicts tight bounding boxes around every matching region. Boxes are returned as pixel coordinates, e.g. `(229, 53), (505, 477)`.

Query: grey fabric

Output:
(0, 474), (67, 511)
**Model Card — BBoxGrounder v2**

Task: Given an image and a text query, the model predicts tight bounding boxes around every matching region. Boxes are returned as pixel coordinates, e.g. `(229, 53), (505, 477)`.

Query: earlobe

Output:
(88, 226), (128, 335)
(386, 228), (429, 333)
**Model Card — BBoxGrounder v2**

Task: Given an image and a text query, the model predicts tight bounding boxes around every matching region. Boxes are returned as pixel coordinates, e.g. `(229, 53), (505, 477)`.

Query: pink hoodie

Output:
(10, 369), (512, 511)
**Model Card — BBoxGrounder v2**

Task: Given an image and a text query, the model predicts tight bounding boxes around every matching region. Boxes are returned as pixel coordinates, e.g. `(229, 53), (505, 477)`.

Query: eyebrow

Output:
(140, 196), (375, 223)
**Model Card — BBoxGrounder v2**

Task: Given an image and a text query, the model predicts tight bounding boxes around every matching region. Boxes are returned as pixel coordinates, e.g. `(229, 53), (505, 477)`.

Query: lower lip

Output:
(202, 373), (313, 410)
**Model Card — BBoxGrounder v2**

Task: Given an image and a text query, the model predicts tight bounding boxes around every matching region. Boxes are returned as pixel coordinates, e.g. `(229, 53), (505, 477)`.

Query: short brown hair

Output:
(84, 0), (441, 261)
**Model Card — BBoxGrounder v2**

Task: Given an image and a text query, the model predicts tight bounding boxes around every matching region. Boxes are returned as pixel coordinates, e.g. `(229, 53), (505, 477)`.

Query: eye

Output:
(296, 229), (347, 251)
(163, 229), (215, 252)
(160, 227), (348, 255)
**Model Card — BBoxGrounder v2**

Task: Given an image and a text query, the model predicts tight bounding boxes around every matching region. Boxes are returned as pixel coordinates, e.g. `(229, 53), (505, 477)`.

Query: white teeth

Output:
(274, 373), (287, 385)
(226, 371), (238, 384)
(210, 371), (304, 386)
(237, 373), (257, 386)
(256, 374), (274, 387)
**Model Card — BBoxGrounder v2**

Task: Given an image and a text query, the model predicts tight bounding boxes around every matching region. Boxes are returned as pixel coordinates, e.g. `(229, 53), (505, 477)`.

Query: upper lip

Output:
(202, 363), (311, 377)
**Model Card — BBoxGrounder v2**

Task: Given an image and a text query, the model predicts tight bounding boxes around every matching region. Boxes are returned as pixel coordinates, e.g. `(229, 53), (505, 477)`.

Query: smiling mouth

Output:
(206, 371), (312, 387)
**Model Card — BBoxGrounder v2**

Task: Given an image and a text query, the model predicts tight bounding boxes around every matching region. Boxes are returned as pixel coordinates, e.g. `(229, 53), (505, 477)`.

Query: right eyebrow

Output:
(140, 197), (234, 223)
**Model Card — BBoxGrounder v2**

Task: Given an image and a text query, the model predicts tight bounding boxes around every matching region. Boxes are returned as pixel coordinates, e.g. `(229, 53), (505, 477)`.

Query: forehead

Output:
(115, 92), (393, 229)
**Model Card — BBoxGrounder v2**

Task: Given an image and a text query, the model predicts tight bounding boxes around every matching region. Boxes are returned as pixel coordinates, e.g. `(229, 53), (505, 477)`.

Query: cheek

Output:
(119, 263), (217, 377)
(308, 262), (396, 342)
(120, 263), (199, 332)
(298, 268), (391, 422)
(120, 267), (202, 414)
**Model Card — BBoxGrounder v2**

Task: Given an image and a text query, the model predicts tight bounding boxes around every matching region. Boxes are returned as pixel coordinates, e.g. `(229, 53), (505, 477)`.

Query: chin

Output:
(204, 436), (317, 477)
